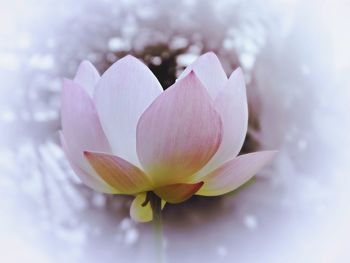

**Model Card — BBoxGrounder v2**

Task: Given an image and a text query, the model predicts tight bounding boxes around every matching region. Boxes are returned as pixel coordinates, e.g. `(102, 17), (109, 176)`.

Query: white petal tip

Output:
(121, 54), (139, 62)
(203, 51), (217, 58)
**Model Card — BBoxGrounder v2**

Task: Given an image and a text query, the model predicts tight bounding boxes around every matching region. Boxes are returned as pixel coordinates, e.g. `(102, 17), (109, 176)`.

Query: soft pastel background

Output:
(0, 0), (349, 262)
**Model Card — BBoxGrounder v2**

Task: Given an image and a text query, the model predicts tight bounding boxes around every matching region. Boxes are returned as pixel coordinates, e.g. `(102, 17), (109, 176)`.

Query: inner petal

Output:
(136, 71), (223, 186)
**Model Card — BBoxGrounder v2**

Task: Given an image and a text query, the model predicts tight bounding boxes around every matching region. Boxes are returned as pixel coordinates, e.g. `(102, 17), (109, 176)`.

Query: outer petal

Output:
(136, 72), (223, 186)
(61, 79), (112, 177)
(154, 182), (204, 204)
(73, 60), (100, 97)
(196, 68), (248, 178)
(60, 132), (116, 193)
(178, 52), (227, 98)
(130, 193), (166, 223)
(197, 151), (277, 196)
(84, 151), (152, 194)
(94, 55), (163, 166)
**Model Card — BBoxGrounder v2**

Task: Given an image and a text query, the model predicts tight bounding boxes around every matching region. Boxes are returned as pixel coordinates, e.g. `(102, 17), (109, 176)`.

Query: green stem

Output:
(148, 191), (165, 263)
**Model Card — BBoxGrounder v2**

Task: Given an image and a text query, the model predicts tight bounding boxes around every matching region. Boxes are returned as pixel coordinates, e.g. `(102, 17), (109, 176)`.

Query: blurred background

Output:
(0, 0), (349, 262)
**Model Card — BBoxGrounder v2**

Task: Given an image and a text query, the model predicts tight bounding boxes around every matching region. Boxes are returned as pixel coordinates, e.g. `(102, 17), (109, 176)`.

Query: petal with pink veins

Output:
(73, 60), (100, 97)
(136, 71), (223, 186)
(61, 79), (112, 176)
(196, 68), (248, 178)
(178, 52), (227, 98)
(84, 151), (152, 194)
(59, 132), (116, 193)
(130, 193), (166, 223)
(94, 56), (163, 166)
(154, 182), (204, 204)
(197, 151), (277, 196)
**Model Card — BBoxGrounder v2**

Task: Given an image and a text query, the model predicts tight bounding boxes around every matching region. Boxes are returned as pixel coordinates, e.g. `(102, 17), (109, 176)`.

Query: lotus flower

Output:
(60, 52), (276, 222)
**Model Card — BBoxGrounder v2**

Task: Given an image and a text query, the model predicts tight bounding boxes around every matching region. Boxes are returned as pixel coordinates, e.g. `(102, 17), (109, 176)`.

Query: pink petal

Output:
(154, 182), (204, 204)
(136, 71), (223, 186)
(130, 193), (166, 222)
(178, 52), (227, 98)
(94, 55), (163, 166)
(196, 68), (248, 177)
(197, 151), (277, 196)
(84, 151), (152, 194)
(61, 79), (111, 174)
(73, 60), (100, 97)
(60, 132), (116, 193)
